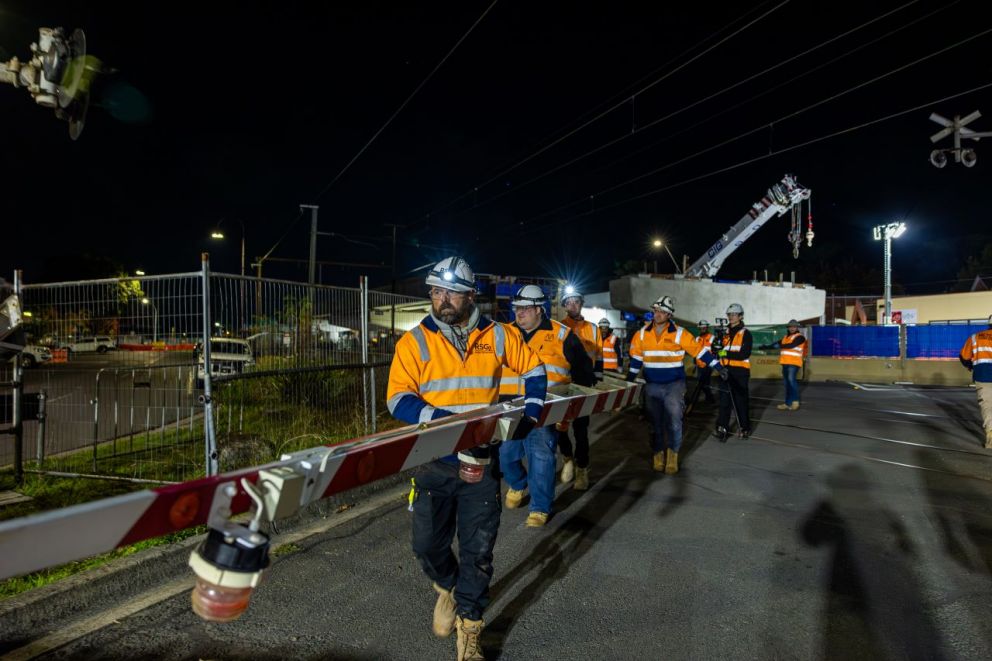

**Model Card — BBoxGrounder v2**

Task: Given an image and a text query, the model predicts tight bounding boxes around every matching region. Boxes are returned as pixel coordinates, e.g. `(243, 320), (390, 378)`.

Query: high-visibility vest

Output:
(561, 316), (603, 366)
(629, 321), (710, 383)
(602, 333), (620, 370)
(779, 332), (806, 367)
(722, 326), (750, 370)
(961, 329), (992, 383)
(500, 320), (572, 396)
(387, 315), (545, 423)
(695, 332), (713, 368)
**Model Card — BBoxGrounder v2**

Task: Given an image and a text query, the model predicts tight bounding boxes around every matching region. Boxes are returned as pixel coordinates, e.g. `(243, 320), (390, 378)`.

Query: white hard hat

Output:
(597, 317), (610, 326)
(727, 303), (744, 316)
(560, 285), (583, 305)
(698, 320), (710, 328)
(512, 284), (547, 308)
(652, 296), (675, 314)
(425, 256), (475, 293)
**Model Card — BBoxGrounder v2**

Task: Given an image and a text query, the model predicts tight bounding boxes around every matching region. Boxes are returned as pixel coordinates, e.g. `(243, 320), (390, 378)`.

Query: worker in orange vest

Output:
(559, 287), (603, 489)
(714, 303), (752, 441)
(960, 314), (992, 448)
(694, 320), (716, 404)
(598, 317), (623, 373)
(760, 319), (807, 411)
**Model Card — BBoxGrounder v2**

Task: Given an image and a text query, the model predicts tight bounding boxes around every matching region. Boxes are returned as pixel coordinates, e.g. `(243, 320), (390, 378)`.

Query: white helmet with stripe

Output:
(512, 284), (548, 308)
(652, 295), (675, 314)
(560, 285), (583, 305)
(698, 320), (710, 329)
(597, 317), (610, 327)
(726, 303), (744, 316)
(425, 256), (475, 293)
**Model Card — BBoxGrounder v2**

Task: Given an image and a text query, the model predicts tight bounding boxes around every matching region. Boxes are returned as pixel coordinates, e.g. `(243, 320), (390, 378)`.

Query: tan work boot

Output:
(790, 401), (801, 411)
(985, 430), (992, 449)
(456, 616), (485, 661)
(432, 582), (457, 638)
(665, 450), (679, 475)
(573, 467), (589, 491)
(504, 488), (525, 509)
(525, 512), (549, 527)
(560, 457), (575, 483)
(652, 451), (665, 472)
(776, 403), (790, 411)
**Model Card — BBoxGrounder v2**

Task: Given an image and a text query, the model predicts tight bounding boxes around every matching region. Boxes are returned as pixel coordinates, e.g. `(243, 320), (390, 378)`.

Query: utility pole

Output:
(301, 204), (319, 285)
(384, 223), (405, 341)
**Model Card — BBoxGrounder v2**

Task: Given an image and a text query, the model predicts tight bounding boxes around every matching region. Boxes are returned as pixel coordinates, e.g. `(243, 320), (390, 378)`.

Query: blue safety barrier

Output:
(906, 324), (984, 359)
(811, 326), (899, 358)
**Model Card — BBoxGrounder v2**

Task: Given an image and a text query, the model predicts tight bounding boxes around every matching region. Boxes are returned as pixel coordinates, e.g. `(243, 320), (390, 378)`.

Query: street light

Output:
(650, 237), (682, 274)
(872, 222), (907, 325)
(141, 297), (159, 343)
(210, 219), (246, 277)
(135, 270), (146, 276)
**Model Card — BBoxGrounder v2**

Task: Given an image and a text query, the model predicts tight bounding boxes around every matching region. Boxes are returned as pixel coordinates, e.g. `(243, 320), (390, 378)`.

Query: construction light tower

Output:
(873, 222), (906, 325)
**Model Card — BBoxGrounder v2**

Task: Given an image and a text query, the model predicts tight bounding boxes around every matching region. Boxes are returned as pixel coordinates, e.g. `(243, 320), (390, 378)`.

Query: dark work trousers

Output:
(411, 459), (501, 621)
(697, 365), (715, 403)
(558, 415), (590, 468)
(716, 368), (751, 432)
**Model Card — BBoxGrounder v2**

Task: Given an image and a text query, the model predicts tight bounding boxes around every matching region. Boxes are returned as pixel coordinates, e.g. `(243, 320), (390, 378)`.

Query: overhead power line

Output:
(312, 0), (500, 202)
(512, 25), (992, 231)
(435, 0), (931, 222)
(409, 0), (793, 229)
(513, 79), (992, 238)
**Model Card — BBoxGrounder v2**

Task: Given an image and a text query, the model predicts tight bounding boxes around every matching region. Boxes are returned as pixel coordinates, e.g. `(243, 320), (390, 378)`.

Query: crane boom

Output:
(685, 174), (811, 278)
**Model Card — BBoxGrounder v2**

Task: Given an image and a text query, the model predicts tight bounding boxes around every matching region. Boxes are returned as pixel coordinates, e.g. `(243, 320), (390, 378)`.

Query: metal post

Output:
(202, 253), (219, 476)
(302, 204), (319, 285)
(360, 276), (370, 435)
(35, 389), (46, 466)
(12, 269), (23, 485)
(883, 234), (892, 325)
(93, 368), (103, 472)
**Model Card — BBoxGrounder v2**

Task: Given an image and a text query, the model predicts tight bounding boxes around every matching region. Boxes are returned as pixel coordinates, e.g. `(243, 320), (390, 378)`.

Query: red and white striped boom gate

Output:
(0, 379), (641, 580)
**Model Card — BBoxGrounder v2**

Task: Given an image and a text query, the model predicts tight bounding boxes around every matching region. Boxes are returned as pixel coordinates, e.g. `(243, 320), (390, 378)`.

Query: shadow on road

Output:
(801, 464), (947, 660)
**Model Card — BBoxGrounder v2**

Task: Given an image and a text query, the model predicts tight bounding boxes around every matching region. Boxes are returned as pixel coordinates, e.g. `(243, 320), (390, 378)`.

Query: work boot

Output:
(525, 512), (548, 527)
(652, 451), (665, 471)
(777, 403), (790, 411)
(790, 401), (801, 411)
(714, 427), (729, 443)
(985, 430), (992, 449)
(432, 583), (457, 638)
(560, 457), (575, 483)
(665, 450), (679, 475)
(504, 488), (525, 509)
(740, 429), (751, 439)
(574, 467), (589, 490)
(456, 616), (485, 661)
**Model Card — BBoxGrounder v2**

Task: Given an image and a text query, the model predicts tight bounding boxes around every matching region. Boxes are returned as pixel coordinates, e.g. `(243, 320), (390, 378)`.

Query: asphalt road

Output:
(15, 381), (992, 660)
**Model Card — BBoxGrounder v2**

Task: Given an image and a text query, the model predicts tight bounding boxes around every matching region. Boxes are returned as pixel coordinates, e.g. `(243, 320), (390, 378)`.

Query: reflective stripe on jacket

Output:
(387, 315), (547, 424)
(961, 329), (992, 382)
(562, 316), (603, 372)
(722, 325), (751, 370)
(779, 332), (806, 367)
(501, 320), (572, 396)
(629, 321), (717, 384)
(603, 333), (621, 370)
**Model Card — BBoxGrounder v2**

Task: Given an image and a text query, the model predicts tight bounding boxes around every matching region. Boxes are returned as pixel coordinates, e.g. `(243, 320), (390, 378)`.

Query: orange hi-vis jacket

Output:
(721, 325), (752, 370)
(629, 321), (718, 384)
(695, 332), (714, 369)
(602, 333), (621, 371)
(387, 314), (547, 424)
(562, 315), (603, 374)
(961, 328), (992, 383)
(500, 319), (573, 397)
(778, 332), (807, 367)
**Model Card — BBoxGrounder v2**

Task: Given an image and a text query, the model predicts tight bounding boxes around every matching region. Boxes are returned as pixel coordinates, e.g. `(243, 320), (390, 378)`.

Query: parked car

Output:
(66, 336), (117, 354)
(18, 344), (52, 368)
(195, 337), (255, 381)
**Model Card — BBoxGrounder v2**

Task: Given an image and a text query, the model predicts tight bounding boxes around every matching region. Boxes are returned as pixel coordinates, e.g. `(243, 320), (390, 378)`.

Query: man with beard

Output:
(387, 256), (546, 661)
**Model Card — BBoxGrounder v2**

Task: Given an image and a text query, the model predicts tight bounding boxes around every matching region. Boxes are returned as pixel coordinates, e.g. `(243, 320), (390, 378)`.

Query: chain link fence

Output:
(3, 264), (425, 485)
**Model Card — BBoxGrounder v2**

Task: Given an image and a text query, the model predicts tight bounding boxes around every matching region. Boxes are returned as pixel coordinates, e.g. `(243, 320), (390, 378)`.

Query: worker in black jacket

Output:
(714, 303), (753, 440)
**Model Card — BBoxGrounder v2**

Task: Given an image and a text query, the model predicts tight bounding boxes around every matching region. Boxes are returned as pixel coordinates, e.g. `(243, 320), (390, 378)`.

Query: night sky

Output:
(2, 0), (991, 294)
